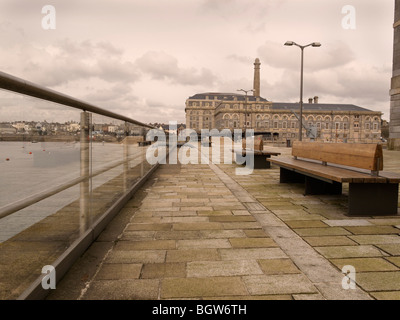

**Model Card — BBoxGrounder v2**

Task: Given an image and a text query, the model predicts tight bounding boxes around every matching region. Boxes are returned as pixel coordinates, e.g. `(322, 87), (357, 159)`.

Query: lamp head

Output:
(284, 41), (294, 46)
(311, 42), (321, 47)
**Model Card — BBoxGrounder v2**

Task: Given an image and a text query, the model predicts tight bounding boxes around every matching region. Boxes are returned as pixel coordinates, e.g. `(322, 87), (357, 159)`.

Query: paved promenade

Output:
(47, 145), (400, 300)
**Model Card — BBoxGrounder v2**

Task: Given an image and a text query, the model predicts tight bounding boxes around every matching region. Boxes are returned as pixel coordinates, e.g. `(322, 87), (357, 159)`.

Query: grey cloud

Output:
(12, 39), (140, 87)
(258, 40), (355, 72)
(135, 51), (217, 86)
(226, 54), (253, 64)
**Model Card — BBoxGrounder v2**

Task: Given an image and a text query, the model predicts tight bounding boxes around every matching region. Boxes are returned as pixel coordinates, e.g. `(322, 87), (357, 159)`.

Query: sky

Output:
(0, 0), (395, 124)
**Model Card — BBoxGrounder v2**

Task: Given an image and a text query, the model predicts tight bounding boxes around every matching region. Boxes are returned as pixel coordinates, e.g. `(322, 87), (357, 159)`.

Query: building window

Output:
(283, 122), (287, 129)
(343, 123), (348, 130)
(354, 122), (359, 128)
(291, 122), (296, 129)
(373, 123), (378, 131)
(325, 123), (329, 130)
(273, 122), (278, 129)
(365, 123), (370, 130)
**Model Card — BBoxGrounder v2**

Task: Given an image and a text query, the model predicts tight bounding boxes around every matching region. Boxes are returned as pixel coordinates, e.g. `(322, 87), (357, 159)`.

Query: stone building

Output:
(185, 59), (383, 144)
(389, 0), (400, 150)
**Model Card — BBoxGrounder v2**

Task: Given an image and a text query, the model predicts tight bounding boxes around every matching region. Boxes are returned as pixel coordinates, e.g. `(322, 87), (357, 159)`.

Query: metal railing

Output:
(0, 70), (164, 300)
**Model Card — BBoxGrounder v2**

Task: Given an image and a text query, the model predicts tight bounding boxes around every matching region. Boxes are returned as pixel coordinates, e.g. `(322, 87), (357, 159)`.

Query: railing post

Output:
(80, 111), (91, 235)
(123, 122), (129, 192)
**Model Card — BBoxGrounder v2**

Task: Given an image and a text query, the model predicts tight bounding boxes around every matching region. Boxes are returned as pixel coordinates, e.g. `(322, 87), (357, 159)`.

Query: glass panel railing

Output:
(0, 71), (158, 299)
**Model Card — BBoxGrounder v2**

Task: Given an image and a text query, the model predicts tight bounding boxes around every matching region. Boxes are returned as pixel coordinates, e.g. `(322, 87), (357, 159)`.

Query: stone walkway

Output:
(47, 145), (400, 300)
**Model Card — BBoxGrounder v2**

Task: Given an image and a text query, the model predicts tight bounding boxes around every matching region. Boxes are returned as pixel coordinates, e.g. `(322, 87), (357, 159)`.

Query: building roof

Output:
(271, 102), (376, 113)
(187, 92), (380, 113)
(188, 92), (269, 102)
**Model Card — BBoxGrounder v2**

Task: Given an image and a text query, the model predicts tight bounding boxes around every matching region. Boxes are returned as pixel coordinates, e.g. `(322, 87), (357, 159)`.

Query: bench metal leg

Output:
(280, 168), (305, 183)
(304, 176), (342, 195)
(254, 155), (270, 169)
(348, 183), (399, 216)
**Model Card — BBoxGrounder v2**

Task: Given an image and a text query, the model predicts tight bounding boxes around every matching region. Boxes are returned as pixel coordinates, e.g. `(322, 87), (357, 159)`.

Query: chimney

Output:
(313, 96), (319, 104)
(253, 58), (261, 97)
(308, 98), (313, 104)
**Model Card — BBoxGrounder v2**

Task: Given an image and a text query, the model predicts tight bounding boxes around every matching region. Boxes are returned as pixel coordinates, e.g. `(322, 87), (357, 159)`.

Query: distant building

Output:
(0, 124), (17, 135)
(389, 0), (400, 150)
(185, 59), (383, 144)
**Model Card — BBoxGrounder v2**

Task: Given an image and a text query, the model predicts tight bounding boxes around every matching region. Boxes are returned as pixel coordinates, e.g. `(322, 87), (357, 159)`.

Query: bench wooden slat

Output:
(292, 142), (383, 171)
(234, 150), (281, 156)
(268, 157), (389, 183)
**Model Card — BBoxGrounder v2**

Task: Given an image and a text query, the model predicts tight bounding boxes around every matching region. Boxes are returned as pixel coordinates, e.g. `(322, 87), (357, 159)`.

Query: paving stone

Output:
(161, 277), (248, 298)
(294, 227), (351, 237)
(115, 240), (176, 251)
(231, 210), (252, 216)
(293, 293), (325, 300)
(222, 222), (262, 230)
(82, 279), (159, 300)
(314, 282), (372, 300)
(322, 219), (373, 227)
(219, 248), (287, 260)
(385, 257), (400, 268)
(95, 263), (142, 280)
(258, 259), (300, 275)
(370, 291), (400, 300)
(106, 250), (166, 264)
(357, 272), (400, 291)
(274, 213), (324, 221)
(172, 222), (222, 231)
(197, 210), (232, 216)
(285, 220), (329, 229)
(187, 260), (263, 277)
(376, 244), (400, 255)
(200, 230), (246, 239)
(154, 230), (201, 240)
(177, 239), (231, 249)
(368, 218), (400, 226)
(329, 258), (399, 272)
(315, 245), (387, 259)
(244, 229), (270, 238)
(141, 263), (186, 279)
(152, 211), (198, 217)
(243, 274), (317, 295)
(208, 216), (256, 222)
(348, 235), (400, 245)
(303, 236), (358, 247)
(229, 238), (277, 248)
(166, 249), (220, 263)
(252, 213), (286, 227)
(344, 226), (400, 235)
(160, 217), (210, 223)
(120, 231), (155, 241)
(126, 223), (172, 231)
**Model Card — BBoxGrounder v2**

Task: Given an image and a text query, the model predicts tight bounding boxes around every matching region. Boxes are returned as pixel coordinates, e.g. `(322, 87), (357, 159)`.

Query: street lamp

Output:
(237, 89), (254, 133)
(284, 41), (321, 141)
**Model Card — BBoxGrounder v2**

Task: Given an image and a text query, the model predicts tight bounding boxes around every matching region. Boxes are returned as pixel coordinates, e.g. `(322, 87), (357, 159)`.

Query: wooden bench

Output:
(234, 139), (281, 169)
(267, 141), (400, 216)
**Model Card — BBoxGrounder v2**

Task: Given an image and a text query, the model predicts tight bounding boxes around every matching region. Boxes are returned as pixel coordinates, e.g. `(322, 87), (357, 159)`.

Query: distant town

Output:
(0, 121), (187, 142)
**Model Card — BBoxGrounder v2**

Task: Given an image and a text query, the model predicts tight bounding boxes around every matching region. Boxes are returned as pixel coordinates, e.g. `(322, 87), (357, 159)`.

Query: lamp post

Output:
(284, 41), (321, 141)
(237, 89), (254, 134)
